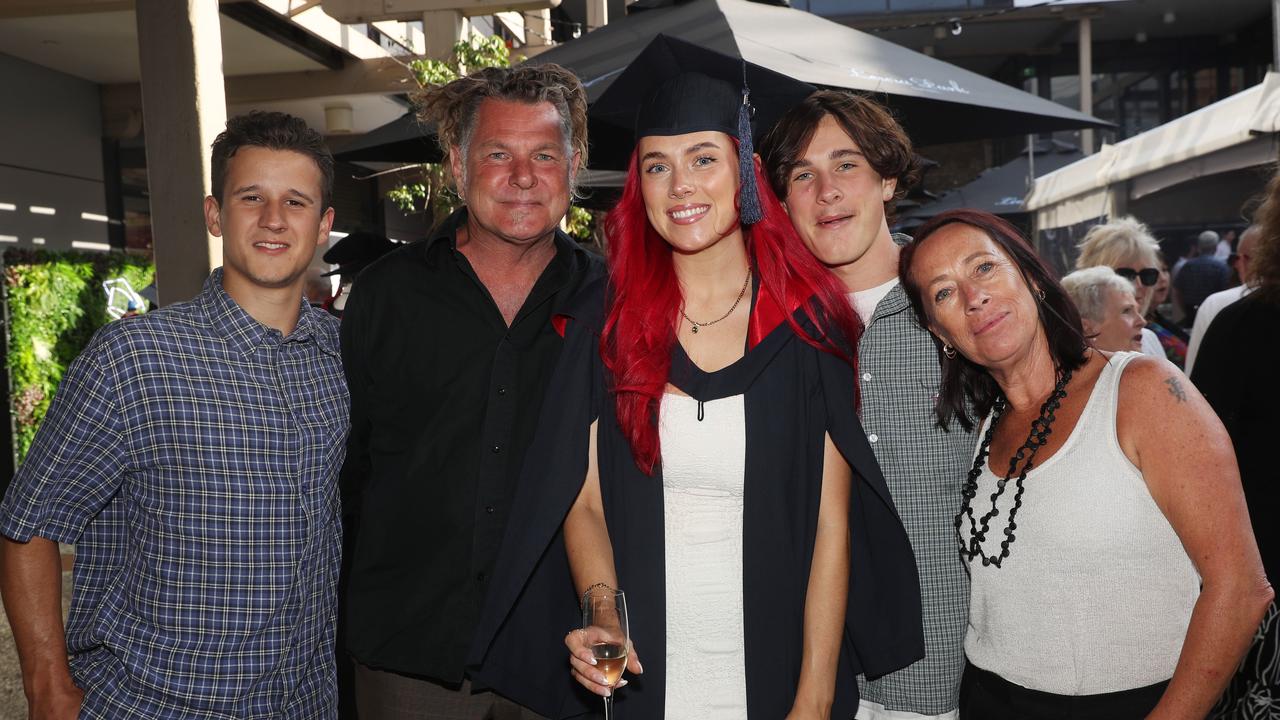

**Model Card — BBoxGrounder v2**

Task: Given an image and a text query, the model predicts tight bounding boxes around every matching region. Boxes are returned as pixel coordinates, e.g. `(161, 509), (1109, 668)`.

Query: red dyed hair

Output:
(601, 147), (861, 474)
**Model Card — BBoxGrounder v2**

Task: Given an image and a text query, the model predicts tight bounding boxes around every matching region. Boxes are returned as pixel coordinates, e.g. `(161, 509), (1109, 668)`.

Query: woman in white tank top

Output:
(896, 209), (1272, 719)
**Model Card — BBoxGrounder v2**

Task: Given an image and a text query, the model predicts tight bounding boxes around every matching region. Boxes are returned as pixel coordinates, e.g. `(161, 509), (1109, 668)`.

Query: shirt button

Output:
(862, 372), (872, 382)
(491, 445), (501, 454)
(868, 433), (879, 443)
(497, 386), (507, 396)
(485, 505), (495, 514)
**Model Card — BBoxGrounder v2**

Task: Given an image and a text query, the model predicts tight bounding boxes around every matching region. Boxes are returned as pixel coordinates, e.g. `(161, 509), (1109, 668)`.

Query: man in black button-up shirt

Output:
(339, 66), (603, 719)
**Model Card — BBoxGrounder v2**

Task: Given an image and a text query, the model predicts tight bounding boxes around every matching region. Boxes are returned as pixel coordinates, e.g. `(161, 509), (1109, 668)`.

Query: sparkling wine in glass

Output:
(582, 586), (628, 720)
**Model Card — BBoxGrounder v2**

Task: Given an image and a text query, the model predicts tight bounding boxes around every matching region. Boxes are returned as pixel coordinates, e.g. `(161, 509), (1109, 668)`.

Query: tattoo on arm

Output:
(1164, 376), (1187, 403)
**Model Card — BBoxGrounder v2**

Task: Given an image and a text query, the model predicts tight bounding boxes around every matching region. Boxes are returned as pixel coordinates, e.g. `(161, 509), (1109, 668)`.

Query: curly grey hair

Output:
(416, 63), (588, 195)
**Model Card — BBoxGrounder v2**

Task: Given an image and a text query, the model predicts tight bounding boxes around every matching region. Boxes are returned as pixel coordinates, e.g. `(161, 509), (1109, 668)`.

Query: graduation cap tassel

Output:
(737, 96), (763, 226)
(737, 56), (763, 226)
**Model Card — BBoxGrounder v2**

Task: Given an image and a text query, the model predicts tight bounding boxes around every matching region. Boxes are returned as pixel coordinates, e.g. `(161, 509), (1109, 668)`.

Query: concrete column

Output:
(135, 0), (226, 306)
(586, 0), (606, 32)
(1078, 16), (1093, 154)
(424, 9), (469, 61)
(1273, 0), (1280, 71)
(1026, 134), (1035, 192)
(526, 8), (552, 48)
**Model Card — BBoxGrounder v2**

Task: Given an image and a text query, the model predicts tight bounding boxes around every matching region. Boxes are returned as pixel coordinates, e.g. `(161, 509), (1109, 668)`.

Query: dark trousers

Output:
(353, 663), (546, 720)
(960, 661), (1168, 720)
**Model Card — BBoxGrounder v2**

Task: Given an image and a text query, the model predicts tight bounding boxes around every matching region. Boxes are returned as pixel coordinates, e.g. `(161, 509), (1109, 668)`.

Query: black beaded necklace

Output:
(956, 367), (1073, 568)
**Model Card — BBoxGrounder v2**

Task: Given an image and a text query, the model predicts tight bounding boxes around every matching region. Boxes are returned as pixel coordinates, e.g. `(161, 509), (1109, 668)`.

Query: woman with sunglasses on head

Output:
(1075, 217), (1181, 364)
(900, 208), (1270, 719)
(467, 37), (923, 719)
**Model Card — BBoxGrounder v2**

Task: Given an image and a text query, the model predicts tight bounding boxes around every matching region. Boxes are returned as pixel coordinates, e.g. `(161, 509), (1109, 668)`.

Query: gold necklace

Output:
(680, 268), (750, 334)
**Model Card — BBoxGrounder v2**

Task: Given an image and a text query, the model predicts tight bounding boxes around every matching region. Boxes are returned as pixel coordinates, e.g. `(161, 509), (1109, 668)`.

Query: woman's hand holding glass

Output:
(566, 586), (642, 713)
(565, 625), (641, 695)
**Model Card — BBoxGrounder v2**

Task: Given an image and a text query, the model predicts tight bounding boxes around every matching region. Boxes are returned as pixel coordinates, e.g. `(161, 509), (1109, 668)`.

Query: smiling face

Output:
(637, 130), (740, 254)
(452, 98), (578, 247)
(781, 115), (897, 276)
(1084, 285), (1146, 352)
(909, 222), (1045, 370)
(205, 146), (333, 297)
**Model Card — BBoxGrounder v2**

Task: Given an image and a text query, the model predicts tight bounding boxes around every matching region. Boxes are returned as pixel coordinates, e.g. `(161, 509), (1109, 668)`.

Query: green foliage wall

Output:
(4, 249), (154, 465)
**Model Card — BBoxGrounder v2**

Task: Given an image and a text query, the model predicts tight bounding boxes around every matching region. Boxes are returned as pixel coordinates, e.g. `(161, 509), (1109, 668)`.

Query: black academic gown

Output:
(468, 278), (923, 718)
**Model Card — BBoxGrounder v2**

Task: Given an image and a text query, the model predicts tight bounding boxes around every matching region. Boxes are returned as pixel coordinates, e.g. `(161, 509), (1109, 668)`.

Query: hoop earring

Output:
(1037, 288), (1046, 302)
(943, 343), (957, 359)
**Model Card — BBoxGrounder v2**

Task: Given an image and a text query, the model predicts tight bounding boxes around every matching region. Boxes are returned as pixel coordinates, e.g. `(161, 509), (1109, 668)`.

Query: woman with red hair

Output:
(469, 37), (922, 719)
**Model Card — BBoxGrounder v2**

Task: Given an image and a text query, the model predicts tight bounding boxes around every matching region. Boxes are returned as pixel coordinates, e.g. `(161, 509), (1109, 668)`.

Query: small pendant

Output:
(691, 325), (698, 334)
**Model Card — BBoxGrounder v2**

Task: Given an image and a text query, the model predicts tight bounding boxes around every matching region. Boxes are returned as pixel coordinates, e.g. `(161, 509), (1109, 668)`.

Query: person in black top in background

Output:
(1193, 170), (1280, 719)
(321, 230), (396, 318)
(338, 64), (603, 719)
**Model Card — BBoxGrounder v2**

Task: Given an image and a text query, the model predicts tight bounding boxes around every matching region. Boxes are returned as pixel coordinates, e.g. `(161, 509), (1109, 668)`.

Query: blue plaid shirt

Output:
(0, 269), (348, 719)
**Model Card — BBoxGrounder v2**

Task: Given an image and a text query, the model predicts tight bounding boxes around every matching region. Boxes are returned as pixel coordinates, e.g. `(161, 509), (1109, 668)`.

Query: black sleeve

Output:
(338, 282), (373, 528)
(816, 348), (926, 681)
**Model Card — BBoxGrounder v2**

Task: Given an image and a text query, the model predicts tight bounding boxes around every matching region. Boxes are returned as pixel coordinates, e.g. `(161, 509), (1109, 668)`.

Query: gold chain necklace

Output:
(680, 268), (751, 334)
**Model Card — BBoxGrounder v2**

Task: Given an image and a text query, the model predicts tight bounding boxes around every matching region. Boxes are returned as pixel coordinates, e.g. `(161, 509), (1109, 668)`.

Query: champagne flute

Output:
(581, 586), (629, 720)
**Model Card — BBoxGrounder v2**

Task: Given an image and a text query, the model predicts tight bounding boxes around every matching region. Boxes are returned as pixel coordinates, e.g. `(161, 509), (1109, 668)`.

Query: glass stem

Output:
(603, 693), (614, 720)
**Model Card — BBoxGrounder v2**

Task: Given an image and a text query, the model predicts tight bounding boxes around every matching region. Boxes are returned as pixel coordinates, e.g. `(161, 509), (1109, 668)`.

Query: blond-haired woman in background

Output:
(1075, 217), (1182, 363)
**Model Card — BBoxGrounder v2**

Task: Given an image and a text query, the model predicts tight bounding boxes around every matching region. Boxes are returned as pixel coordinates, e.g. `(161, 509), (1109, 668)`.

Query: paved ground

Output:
(0, 588), (32, 718)
(0, 557), (74, 718)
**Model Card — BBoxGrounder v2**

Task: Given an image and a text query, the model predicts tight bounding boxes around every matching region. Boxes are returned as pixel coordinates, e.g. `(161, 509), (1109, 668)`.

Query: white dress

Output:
(659, 392), (749, 719)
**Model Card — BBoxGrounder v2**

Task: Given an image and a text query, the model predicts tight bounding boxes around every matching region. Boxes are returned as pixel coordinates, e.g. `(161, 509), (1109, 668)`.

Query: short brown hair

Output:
(416, 64), (588, 191)
(760, 90), (919, 220)
(211, 111), (334, 209)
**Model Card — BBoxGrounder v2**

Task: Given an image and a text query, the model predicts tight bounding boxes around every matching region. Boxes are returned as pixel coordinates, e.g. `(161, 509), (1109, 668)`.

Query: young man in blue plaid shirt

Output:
(0, 112), (348, 719)
(762, 92), (975, 720)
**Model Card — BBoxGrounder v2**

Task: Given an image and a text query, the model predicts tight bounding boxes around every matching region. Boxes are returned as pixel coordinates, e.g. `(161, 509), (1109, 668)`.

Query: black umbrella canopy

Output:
(331, 112), (442, 164)
(529, 0), (1108, 167)
(902, 141), (1084, 222)
(335, 0), (1108, 171)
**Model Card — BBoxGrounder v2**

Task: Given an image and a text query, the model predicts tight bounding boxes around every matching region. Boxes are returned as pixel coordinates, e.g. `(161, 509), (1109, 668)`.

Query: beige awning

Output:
(1025, 144), (1117, 211)
(1027, 72), (1280, 230)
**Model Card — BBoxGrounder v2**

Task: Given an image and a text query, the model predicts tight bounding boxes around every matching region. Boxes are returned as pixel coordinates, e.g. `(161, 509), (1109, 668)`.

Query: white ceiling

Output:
(0, 7), (409, 135)
(228, 92), (409, 136)
(0, 10), (328, 85)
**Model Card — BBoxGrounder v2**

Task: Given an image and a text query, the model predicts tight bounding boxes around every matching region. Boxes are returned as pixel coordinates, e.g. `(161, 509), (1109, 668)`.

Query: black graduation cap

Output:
(590, 35), (815, 225)
(322, 230), (397, 278)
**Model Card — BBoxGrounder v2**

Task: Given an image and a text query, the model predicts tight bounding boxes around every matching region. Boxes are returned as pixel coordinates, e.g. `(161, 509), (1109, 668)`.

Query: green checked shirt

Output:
(854, 237), (975, 717)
